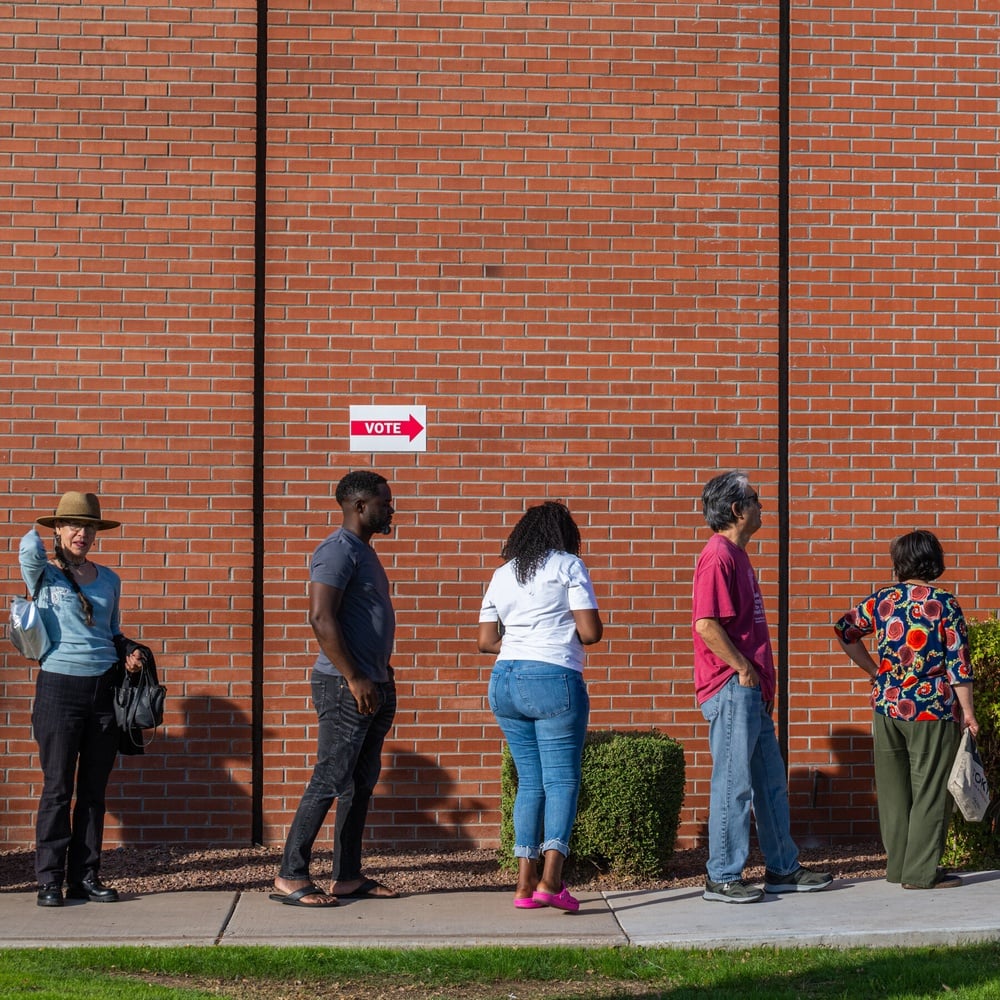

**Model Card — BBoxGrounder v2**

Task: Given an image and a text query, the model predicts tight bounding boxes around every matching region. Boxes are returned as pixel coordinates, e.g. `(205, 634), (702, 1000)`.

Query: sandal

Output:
(531, 882), (580, 912)
(269, 885), (339, 907)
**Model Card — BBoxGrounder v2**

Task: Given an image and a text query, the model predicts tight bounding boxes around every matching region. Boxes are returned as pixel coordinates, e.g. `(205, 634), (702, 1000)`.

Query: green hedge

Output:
(500, 729), (686, 880)
(943, 616), (1000, 868)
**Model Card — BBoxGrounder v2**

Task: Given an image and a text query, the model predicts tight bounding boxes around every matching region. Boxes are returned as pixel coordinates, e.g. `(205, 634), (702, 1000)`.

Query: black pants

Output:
(280, 670), (397, 882)
(31, 667), (120, 885)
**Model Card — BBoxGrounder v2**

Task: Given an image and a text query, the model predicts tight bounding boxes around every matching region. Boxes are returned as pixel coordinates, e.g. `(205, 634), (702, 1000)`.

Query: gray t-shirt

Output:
(310, 527), (394, 683)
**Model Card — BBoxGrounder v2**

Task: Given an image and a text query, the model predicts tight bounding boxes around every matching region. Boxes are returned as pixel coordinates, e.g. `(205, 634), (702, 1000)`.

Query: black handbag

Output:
(114, 663), (165, 729)
(112, 638), (166, 750)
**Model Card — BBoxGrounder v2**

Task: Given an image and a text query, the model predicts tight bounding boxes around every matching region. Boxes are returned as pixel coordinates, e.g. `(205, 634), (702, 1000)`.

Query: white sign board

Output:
(349, 405), (427, 452)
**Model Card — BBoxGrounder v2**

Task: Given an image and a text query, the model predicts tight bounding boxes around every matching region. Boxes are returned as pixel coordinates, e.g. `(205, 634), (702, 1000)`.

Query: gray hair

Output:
(702, 471), (754, 532)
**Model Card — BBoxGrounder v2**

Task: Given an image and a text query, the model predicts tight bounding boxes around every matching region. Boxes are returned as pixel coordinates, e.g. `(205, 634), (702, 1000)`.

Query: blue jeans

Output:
(488, 660), (589, 859)
(280, 669), (396, 882)
(700, 674), (799, 883)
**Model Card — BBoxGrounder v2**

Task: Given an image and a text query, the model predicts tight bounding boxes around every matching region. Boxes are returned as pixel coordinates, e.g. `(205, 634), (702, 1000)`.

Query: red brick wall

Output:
(784, 0), (1000, 845)
(1, 0), (259, 845)
(3, 2), (999, 860)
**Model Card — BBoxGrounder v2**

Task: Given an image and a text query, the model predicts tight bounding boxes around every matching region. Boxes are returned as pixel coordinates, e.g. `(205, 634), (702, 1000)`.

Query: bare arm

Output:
(573, 608), (603, 646)
(694, 616), (759, 687)
(477, 620), (503, 655)
(309, 581), (379, 714)
(953, 682), (978, 737)
(836, 636), (878, 680)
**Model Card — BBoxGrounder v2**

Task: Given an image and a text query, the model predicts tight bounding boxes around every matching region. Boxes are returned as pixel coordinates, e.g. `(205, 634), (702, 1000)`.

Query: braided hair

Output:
(501, 501), (582, 586)
(53, 537), (95, 626)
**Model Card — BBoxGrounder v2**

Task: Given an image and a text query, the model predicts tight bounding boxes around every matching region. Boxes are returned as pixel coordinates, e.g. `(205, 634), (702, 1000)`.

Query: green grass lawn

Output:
(3, 944), (1000, 1000)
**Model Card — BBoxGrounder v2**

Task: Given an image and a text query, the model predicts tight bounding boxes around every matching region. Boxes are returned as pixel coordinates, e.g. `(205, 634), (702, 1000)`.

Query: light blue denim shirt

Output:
(19, 529), (121, 677)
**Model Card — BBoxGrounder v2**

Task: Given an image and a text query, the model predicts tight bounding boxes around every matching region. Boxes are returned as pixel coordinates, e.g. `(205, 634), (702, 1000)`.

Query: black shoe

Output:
(37, 883), (64, 907)
(66, 878), (119, 902)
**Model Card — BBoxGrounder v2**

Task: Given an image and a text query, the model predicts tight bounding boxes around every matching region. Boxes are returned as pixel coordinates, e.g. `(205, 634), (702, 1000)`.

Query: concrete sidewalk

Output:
(2, 872), (999, 949)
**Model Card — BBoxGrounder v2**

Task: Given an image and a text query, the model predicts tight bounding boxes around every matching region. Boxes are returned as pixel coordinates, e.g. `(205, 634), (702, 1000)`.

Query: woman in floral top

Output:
(834, 529), (977, 891)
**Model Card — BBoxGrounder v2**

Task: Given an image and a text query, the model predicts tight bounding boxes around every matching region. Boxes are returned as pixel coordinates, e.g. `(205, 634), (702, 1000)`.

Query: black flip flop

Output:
(269, 885), (338, 907)
(332, 877), (398, 899)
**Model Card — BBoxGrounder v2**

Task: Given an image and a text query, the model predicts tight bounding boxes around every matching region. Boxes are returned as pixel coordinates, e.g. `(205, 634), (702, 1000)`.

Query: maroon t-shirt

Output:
(691, 533), (776, 704)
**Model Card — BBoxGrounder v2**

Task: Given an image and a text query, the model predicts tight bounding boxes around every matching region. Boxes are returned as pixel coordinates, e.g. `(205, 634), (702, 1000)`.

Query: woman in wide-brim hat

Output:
(18, 491), (145, 908)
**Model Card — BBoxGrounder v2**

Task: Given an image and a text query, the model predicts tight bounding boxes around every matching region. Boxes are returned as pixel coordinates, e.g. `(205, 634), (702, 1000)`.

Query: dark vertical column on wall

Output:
(776, 0), (791, 758)
(251, 0), (269, 845)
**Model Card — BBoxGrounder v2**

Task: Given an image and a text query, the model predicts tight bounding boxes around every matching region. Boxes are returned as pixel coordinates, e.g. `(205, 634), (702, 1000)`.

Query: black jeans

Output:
(280, 669), (397, 882)
(31, 667), (120, 886)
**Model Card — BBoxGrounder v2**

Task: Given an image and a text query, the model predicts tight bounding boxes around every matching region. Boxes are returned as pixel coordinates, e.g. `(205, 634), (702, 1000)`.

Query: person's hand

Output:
(124, 649), (146, 674)
(347, 675), (380, 715)
(736, 662), (760, 688)
(963, 712), (980, 738)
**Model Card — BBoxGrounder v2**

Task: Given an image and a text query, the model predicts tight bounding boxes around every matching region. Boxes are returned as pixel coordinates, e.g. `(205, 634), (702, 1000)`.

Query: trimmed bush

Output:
(500, 729), (686, 879)
(943, 616), (1000, 869)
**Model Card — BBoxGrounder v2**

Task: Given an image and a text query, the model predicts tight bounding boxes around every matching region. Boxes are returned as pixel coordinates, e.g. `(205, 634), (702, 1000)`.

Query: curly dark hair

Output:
(501, 501), (582, 585)
(335, 470), (387, 505)
(891, 529), (945, 583)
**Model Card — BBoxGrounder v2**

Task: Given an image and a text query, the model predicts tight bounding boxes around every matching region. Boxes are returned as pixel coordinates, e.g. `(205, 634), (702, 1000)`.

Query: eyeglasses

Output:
(59, 522), (97, 536)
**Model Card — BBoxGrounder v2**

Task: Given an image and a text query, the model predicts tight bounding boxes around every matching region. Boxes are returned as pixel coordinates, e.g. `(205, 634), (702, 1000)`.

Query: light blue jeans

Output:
(489, 660), (590, 859)
(700, 674), (800, 883)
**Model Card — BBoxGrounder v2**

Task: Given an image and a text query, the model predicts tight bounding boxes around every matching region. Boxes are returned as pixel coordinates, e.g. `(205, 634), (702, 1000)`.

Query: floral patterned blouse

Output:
(834, 584), (973, 722)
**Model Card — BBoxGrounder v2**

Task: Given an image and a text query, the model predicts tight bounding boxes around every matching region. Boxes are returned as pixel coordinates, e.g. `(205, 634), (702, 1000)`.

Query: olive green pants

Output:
(873, 713), (961, 887)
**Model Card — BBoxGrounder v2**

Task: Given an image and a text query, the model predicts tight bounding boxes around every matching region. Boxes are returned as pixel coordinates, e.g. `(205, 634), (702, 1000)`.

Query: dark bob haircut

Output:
(890, 529), (945, 583)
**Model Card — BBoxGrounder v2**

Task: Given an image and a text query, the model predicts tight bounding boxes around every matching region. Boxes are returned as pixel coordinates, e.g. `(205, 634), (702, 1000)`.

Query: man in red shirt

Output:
(692, 471), (832, 903)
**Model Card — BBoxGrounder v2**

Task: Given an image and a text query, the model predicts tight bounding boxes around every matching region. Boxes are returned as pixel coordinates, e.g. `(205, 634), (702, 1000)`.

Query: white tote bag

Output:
(947, 727), (991, 823)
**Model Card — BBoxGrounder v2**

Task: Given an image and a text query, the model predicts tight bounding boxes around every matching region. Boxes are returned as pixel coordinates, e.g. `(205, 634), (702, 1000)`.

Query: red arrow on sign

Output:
(350, 413), (425, 442)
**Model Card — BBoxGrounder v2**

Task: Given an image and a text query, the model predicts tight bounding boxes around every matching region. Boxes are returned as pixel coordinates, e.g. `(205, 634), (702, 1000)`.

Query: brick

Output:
(2, 0), (997, 859)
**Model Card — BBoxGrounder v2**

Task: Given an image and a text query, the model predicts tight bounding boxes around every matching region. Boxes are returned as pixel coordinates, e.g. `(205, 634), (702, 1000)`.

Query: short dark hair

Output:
(335, 470), (388, 505)
(701, 471), (754, 532)
(891, 529), (945, 583)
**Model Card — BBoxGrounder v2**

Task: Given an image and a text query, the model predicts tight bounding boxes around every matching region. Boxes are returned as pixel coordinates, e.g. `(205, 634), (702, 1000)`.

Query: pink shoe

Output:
(513, 896), (544, 909)
(531, 883), (580, 913)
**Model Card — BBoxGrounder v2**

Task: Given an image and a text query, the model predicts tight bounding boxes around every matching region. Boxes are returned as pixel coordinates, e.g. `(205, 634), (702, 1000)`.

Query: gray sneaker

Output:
(703, 878), (765, 903)
(763, 865), (833, 893)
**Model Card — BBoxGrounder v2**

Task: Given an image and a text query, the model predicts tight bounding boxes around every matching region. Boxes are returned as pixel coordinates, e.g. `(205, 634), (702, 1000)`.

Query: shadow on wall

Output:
(105, 712), (484, 851)
(373, 752), (486, 851)
(680, 727), (879, 874)
(789, 726), (879, 846)
(106, 696), (253, 845)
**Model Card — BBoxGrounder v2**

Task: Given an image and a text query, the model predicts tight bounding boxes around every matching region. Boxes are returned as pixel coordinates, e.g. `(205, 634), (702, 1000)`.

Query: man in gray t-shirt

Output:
(311, 526), (394, 685)
(272, 471), (400, 908)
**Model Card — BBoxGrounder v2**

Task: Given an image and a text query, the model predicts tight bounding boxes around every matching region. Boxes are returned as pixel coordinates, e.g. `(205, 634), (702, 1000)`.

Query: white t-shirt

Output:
(479, 550), (599, 673)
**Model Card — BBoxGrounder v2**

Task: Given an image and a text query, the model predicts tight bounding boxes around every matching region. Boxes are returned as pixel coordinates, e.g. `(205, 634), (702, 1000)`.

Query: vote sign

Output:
(349, 405), (427, 452)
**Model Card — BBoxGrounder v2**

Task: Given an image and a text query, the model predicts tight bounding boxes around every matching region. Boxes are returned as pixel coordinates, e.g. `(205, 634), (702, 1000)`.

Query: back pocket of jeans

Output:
(514, 672), (572, 718)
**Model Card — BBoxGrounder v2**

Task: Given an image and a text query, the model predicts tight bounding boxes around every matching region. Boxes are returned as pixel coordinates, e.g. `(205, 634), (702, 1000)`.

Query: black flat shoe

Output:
(37, 883), (64, 907)
(66, 878), (119, 902)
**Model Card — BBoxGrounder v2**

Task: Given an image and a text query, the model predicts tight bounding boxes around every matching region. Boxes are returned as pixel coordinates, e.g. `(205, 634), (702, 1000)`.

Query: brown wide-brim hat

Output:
(36, 491), (122, 531)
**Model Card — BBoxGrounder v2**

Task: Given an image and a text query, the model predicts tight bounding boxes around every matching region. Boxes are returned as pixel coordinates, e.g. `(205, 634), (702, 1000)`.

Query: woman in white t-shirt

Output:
(478, 502), (603, 913)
